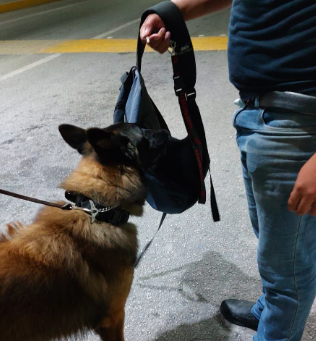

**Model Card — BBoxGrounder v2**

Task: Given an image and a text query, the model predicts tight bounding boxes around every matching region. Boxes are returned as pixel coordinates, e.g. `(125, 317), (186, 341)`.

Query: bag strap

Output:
(137, 1), (196, 91)
(171, 51), (206, 204)
(137, 1), (220, 222)
(134, 212), (167, 268)
(171, 51), (219, 221)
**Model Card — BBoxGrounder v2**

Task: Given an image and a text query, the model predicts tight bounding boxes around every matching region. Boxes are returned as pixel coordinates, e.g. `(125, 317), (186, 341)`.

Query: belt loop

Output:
(242, 97), (258, 107)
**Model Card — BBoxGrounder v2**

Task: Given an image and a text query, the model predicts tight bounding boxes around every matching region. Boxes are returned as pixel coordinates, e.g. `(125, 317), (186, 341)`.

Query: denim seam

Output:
(260, 110), (316, 133)
(287, 216), (302, 341)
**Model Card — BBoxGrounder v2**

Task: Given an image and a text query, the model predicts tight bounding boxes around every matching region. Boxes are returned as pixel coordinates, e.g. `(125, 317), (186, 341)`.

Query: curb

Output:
(0, 0), (62, 14)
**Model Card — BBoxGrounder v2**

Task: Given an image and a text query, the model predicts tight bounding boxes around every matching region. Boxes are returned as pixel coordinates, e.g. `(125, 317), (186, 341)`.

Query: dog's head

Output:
(58, 123), (169, 213)
(59, 123), (169, 170)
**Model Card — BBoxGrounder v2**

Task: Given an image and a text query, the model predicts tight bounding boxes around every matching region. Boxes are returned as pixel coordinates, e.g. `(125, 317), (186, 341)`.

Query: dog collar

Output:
(65, 191), (130, 226)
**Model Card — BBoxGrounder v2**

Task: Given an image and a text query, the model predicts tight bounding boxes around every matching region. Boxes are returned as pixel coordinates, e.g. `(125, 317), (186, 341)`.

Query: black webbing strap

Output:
(171, 53), (219, 220)
(135, 212), (167, 268)
(171, 53), (206, 204)
(210, 177), (220, 222)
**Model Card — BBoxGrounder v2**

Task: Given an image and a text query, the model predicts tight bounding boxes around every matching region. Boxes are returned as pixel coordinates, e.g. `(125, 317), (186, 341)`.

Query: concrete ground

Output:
(0, 0), (315, 340)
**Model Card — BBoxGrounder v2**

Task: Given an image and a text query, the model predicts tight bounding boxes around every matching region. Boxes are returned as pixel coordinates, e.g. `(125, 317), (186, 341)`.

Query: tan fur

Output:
(0, 147), (146, 340)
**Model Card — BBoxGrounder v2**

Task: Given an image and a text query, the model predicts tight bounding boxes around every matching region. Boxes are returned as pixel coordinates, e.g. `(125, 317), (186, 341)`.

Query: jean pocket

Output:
(261, 109), (316, 133)
(232, 107), (245, 128)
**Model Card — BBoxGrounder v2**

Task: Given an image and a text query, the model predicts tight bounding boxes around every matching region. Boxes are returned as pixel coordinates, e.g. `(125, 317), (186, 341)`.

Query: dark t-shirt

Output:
(228, 0), (316, 100)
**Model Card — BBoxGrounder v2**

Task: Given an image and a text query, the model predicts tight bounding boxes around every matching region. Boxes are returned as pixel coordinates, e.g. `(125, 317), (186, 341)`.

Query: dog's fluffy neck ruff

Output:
(60, 156), (146, 217)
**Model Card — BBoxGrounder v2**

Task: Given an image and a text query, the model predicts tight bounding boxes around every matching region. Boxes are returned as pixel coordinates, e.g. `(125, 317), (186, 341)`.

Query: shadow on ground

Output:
(136, 251), (316, 341)
(153, 314), (233, 341)
(136, 251), (260, 341)
(138, 250), (261, 305)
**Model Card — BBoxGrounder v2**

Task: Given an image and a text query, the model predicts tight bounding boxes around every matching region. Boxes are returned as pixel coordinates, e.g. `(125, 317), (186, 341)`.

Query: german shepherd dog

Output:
(0, 123), (169, 341)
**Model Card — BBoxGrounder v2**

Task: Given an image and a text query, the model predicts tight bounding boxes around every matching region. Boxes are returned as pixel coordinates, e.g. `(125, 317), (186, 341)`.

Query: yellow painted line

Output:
(192, 36), (227, 51)
(0, 0), (62, 14)
(0, 40), (59, 54)
(41, 39), (140, 54)
(0, 37), (228, 55)
(41, 37), (228, 53)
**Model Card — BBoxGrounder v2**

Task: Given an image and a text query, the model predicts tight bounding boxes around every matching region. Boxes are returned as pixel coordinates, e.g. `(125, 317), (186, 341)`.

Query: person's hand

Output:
(140, 14), (171, 54)
(288, 153), (316, 215)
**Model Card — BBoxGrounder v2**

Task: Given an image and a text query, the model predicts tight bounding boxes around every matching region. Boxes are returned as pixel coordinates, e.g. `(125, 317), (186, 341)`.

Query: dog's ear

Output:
(58, 124), (87, 155)
(86, 128), (131, 161)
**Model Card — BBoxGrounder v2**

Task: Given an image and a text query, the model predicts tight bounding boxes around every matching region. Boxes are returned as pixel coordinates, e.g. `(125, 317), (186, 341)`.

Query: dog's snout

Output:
(143, 128), (170, 140)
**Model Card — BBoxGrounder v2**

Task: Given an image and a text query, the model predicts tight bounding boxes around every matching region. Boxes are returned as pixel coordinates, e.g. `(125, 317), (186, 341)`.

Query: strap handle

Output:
(137, 1), (196, 91)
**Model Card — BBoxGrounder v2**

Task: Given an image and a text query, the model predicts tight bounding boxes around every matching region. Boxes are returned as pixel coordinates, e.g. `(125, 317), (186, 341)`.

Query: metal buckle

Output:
(88, 200), (99, 223)
(65, 202), (99, 223)
(168, 40), (176, 56)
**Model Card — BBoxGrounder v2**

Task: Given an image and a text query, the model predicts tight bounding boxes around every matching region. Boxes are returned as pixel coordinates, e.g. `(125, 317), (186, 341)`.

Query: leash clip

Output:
(87, 200), (99, 223)
(62, 202), (99, 223)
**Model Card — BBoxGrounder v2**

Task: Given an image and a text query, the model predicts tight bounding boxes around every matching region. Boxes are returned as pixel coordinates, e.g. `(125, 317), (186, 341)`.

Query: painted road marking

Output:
(0, 14), (141, 81)
(0, 0), (88, 26)
(42, 39), (143, 53)
(0, 40), (59, 54)
(0, 0), (63, 15)
(0, 53), (60, 81)
(0, 37), (228, 54)
(192, 36), (227, 51)
(92, 19), (140, 39)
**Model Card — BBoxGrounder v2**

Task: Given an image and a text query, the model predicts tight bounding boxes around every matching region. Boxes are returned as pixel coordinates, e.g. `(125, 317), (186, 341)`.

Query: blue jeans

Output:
(233, 99), (316, 341)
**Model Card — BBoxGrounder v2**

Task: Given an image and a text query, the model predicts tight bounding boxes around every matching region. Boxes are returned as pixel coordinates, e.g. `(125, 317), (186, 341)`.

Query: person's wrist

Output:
(171, 0), (187, 20)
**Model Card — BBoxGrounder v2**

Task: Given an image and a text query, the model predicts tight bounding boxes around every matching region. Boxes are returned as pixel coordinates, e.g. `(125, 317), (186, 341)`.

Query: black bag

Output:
(114, 1), (219, 221)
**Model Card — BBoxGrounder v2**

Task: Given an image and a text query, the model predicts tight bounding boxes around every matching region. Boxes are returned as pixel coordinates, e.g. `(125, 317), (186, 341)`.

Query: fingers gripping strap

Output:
(137, 1), (196, 90)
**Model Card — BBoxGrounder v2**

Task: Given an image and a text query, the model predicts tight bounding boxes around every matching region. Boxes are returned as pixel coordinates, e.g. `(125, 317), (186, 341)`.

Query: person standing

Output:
(140, 1), (316, 340)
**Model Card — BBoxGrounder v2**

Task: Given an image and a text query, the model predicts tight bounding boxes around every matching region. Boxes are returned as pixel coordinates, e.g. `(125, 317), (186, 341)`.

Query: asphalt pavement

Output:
(0, 0), (315, 340)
